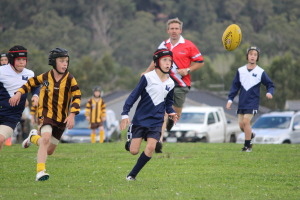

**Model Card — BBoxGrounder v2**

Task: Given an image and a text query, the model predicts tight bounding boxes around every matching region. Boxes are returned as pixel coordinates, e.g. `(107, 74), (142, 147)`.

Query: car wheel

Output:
(229, 134), (236, 143)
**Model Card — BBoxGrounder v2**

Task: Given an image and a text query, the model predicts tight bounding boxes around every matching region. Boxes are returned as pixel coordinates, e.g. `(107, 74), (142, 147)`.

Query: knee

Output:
(47, 149), (55, 155)
(147, 145), (155, 153)
(130, 149), (139, 155)
(40, 137), (50, 146)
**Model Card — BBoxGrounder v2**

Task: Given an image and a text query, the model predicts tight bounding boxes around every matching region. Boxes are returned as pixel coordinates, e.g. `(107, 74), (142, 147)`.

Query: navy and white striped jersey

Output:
(228, 65), (274, 110)
(121, 70), (175, 127)
(0, 64), (38, 121)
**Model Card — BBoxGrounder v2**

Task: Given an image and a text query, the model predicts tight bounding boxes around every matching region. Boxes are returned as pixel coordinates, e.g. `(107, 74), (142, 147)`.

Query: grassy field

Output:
(0, 142), (299, 200)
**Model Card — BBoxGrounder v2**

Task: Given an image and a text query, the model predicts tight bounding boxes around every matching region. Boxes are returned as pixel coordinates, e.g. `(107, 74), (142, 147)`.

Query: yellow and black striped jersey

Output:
(30, 105), (37, 117)
(85, 97), (106, 123)
(18, 70), (81, 123)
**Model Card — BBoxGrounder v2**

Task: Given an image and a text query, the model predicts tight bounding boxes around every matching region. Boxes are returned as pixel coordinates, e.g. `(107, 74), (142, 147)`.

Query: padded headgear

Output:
(0, 53), (8, 58)
(246, 46), (260, 61)
(153, 49), (173, 68)
(8, 45), (27, 67)
(93, 86), (102, 92)
(48, 47), (69, 68)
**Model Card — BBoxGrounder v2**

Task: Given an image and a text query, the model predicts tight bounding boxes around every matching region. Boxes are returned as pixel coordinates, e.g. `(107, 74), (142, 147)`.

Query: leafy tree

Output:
(191, 56), (222, 90)
(262, 52), (300, 109)
(112, 11), (165, 70)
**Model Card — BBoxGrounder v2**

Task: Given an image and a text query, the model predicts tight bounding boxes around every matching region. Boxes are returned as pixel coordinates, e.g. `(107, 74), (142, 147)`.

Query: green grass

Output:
(0, 142), (299, 200)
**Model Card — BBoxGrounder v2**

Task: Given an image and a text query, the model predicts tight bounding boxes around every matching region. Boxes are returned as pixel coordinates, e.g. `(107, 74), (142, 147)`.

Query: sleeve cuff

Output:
(122, 115), (129, 119)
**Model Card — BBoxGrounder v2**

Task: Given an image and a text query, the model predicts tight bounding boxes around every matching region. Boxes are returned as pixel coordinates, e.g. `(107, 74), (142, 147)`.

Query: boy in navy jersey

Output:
(226, 46), (274, 152)
(120, 49), (178, 180)
(0, 45), (39, 151)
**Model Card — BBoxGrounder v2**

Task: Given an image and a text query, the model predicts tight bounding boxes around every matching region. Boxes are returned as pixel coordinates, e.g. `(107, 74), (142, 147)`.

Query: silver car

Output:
(61, 109), (121, 143)
(237, 111), (300, 144)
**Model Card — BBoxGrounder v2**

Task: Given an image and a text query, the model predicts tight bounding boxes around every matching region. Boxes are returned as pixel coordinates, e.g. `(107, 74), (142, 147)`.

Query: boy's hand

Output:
(168, 113), (178, 124)
(31, 95), (39, 107)
(266, 93), (273, 99)
(226, 101), (232, 110)
(9, 92), (22, 107)
(64, 113), (75, 129)
(120, 118), (130, 131)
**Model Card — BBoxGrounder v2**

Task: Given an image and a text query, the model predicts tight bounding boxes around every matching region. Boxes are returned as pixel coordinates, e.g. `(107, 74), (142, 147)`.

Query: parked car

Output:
(61, 109), (121, 143)
(163, 106), (240, 143)
(237, 111), (300, 144)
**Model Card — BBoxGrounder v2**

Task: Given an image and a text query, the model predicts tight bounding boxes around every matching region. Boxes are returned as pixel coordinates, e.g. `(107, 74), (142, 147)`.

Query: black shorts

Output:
(127, 124), (161, 141)
(90, 122), (103, 129)
(38, 117), (66, 140)
(0, 116), (19, 129)
(237, 109), (258, 115)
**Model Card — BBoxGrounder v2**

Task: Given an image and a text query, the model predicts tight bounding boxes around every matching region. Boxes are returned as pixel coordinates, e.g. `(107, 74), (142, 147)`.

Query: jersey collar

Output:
(166, 35), (185, 50)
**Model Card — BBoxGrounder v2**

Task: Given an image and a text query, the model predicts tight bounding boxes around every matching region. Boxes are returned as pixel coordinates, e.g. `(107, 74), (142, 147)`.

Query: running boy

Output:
(85, 86), (106, 143)
(0, 45), (39, 151)
(120, 49), (178, 181)
(226, 46), (274, 152)
(9, 47), (81, 181)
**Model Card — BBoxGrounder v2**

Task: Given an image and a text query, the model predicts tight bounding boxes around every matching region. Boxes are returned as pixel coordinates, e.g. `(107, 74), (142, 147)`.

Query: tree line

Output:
(0, 0), (299, 109)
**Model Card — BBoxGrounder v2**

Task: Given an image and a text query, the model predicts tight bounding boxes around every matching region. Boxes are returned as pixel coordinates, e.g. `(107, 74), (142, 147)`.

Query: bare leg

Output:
(0, 135), (5, 152)
(37, 132), (51, 164)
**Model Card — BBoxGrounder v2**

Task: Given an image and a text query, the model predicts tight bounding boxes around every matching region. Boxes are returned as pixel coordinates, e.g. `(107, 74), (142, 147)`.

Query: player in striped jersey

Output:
(9, 47), (81, 181)
(120, 49), (178, 181)
(85, 86), (106, 143)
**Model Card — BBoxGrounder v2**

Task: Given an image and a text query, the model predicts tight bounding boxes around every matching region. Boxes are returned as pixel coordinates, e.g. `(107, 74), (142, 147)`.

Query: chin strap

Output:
(157, 66), (170, 74)
(54, 67), (67, 75)
(11, 64), (24, 73)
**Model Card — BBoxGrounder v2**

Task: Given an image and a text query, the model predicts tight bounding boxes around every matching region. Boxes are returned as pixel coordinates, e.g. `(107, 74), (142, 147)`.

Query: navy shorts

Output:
(127, 124), (161, 141)
(237, 109), (258, 115)
(0, 116), (19, 129)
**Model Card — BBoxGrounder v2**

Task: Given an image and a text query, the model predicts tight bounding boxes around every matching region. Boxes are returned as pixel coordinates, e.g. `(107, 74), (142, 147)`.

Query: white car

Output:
(237, 111), (300, 144)
(164, 106), (240, 143)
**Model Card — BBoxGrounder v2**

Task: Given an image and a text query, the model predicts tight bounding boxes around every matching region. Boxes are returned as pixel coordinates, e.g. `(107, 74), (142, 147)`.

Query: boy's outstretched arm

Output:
(9, 91), (22, 106)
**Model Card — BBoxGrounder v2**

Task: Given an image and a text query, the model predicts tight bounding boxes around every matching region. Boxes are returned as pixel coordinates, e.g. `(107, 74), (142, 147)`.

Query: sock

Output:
(99, 130), (104, 143)
(91, 133), (96, 143)
(128, 151), (151, 177)
(31, 135), (41, 145)
(245, 140), (251, 148)
(37, 163), (46, 173)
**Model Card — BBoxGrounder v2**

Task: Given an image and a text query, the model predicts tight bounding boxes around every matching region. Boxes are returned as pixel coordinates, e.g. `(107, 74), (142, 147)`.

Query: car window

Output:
(207, 112), (216, 125)
(252, 116), (291, 129)
(74, 114), (89, 129)
(180, 112), (205, 124)
(293, 115), (300, 127)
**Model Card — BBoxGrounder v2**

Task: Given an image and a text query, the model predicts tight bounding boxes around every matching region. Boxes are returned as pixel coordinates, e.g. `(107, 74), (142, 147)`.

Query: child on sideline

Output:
(226, 46), (274, 152)
(0, 53), (9, 66)
(85, 86), (106, 143)
(0, 45), (39, 151)
(120, 49), (178, 181)
(9, 47), (81, 181)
